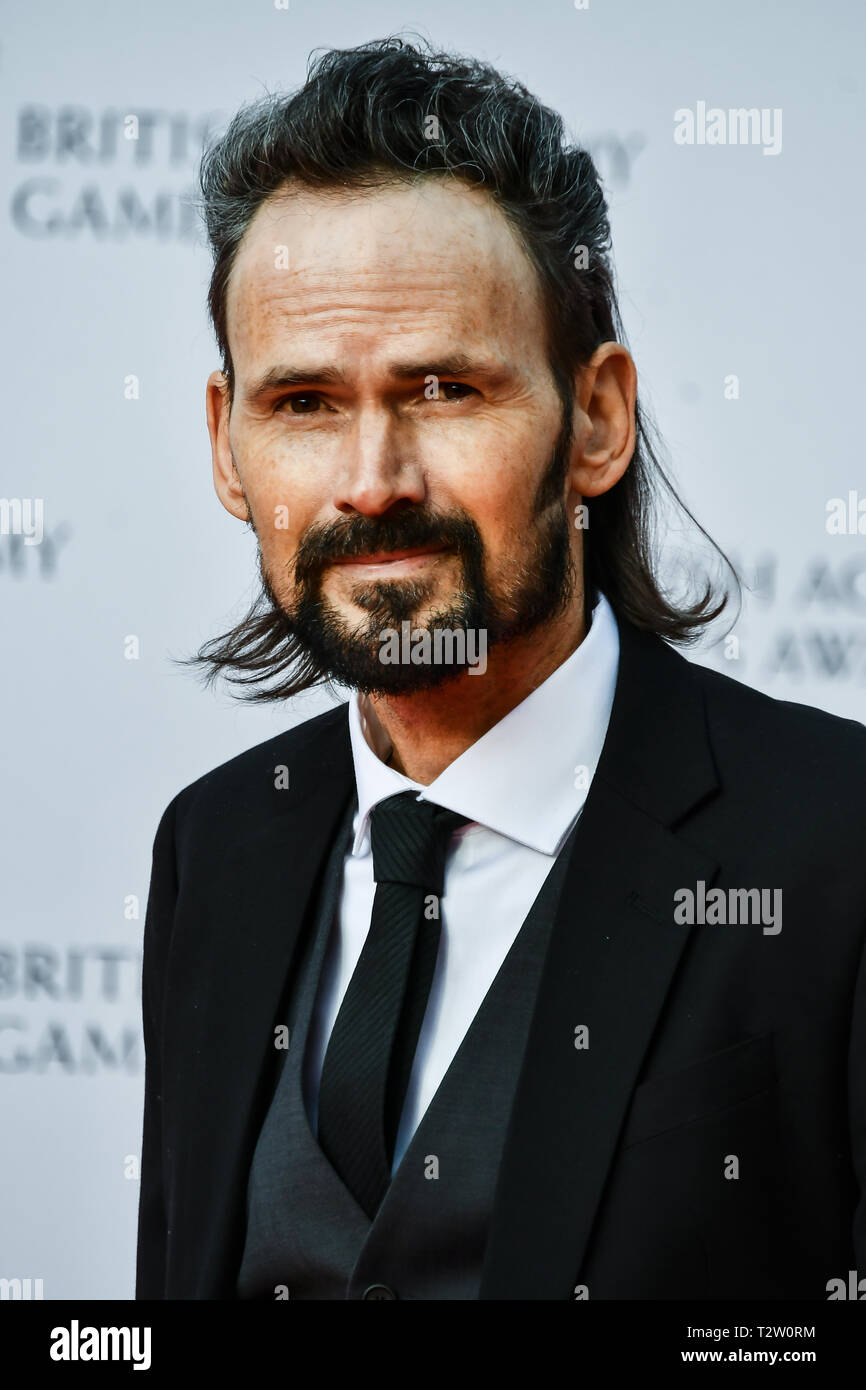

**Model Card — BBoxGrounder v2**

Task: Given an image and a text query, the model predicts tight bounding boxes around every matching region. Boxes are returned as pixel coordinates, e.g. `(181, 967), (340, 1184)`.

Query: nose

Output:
(333, 408), (426, 516)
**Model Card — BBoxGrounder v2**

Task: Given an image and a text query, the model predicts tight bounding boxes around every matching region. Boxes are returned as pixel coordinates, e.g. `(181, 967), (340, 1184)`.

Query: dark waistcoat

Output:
(236, 798), (580, 1301)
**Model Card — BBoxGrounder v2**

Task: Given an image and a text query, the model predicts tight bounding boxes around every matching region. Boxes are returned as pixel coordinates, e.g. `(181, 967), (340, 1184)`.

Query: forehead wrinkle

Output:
(242, 274), (476, 316)
(234, 310), (534, 387)
(229, 271), (504, 357)
(231, 194), (539, 305)
(226, 182), (550, 373)
(236, 267), (535, 330)
(235, 259), (504, 313)
(232, 279), (535, 365)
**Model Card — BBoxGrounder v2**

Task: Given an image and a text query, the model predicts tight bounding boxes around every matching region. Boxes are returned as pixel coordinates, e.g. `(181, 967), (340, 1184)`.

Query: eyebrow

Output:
(245, 365), (346, 398)
(243, 354), (510, 401)
(389, 355), (507, 383)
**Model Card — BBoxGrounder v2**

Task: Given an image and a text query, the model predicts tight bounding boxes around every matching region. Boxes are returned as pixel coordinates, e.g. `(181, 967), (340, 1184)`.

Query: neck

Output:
(366, 601), (588, 785)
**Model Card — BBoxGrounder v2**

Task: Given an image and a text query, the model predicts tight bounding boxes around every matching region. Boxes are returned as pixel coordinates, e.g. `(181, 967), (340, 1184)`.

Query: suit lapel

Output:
(164, 706), (355, 1298)
(479, 621), (721, 1299)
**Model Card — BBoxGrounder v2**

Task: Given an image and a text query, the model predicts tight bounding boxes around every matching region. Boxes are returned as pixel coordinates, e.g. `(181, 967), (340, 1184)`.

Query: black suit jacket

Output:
(135, 612), (866, 1299)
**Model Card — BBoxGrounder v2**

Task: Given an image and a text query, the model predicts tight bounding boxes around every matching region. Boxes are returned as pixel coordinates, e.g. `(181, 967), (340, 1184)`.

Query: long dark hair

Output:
(192, 35), (736, 699)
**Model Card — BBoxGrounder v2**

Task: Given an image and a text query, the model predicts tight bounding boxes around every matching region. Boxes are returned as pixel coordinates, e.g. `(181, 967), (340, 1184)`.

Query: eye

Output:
(438, 381), (476, 401)
(276, 393), (322, 414)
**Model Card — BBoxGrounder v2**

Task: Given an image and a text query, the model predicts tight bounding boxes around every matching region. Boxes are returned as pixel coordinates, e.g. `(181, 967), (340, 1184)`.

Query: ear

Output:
(568, 342), (637, 499)
(206, 370), (250, 521)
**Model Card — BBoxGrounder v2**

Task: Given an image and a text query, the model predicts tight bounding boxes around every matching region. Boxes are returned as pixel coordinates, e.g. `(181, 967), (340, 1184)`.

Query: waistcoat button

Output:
(362, 1283), (397, 1300)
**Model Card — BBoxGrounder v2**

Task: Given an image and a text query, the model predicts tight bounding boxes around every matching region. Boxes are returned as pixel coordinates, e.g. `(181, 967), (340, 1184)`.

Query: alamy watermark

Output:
(827, 1270), (866, 1299)
(0, 1276), (44, 1299)
(378, 622), (487, 674)
(49, 1320), (151, 1370)
(674, 102), (782, 156)
(0, 497), (43, 545)
(674, 881), (782, 935)
(826, 491), (866, 535)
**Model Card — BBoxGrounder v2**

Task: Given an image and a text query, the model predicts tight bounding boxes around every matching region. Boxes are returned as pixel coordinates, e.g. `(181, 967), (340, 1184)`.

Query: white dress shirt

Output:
(304, 590), (620, 1170)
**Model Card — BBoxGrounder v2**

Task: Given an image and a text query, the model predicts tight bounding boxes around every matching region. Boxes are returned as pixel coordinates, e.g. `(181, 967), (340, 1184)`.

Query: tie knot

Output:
(369, 791), (470, 895)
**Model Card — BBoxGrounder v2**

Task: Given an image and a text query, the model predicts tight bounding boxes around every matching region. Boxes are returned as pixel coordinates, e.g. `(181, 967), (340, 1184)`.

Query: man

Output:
(136, 38), (866, 1300)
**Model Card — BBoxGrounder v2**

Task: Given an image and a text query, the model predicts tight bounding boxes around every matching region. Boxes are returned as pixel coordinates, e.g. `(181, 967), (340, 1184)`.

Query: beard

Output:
(254, 417), (578, 696)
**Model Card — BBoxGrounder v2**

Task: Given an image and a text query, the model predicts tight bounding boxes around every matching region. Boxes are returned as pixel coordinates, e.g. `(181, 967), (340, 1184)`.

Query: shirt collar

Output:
(347, 590), (620, 856)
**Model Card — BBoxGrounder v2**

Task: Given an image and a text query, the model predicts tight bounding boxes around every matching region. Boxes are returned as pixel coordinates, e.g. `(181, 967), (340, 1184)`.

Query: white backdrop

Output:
(2, 0), (864, 1299)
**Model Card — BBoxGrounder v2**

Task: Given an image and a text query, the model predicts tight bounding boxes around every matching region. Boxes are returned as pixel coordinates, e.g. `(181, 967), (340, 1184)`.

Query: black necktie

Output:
(317, 791), (469, 1218)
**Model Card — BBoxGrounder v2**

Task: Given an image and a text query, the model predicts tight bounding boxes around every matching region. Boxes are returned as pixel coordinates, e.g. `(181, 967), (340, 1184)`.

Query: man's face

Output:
(211, 176), (581, 693)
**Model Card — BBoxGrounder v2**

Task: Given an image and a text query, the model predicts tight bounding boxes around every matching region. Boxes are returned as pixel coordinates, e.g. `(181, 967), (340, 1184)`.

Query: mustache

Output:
(292, 506), (482, 582)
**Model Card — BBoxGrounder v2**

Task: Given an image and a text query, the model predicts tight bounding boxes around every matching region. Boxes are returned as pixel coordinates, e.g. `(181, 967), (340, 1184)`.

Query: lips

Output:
(330, 544), (448, 567)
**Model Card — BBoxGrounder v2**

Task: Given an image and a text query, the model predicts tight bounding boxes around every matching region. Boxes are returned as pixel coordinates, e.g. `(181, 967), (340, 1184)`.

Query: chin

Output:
(350, 663), (482, 697)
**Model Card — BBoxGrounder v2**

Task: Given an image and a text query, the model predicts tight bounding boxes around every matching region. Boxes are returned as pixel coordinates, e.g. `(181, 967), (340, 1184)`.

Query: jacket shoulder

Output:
(158, 699), (351, 843)
(687, 652), (866, 798)
(691, 653), (865, 742)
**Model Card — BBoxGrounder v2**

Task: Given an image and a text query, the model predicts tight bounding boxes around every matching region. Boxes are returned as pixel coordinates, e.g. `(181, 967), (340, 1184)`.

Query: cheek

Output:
(430, 451), (541, 557)
(424, 420), (540, 507)
(236, 449), (314, 549)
